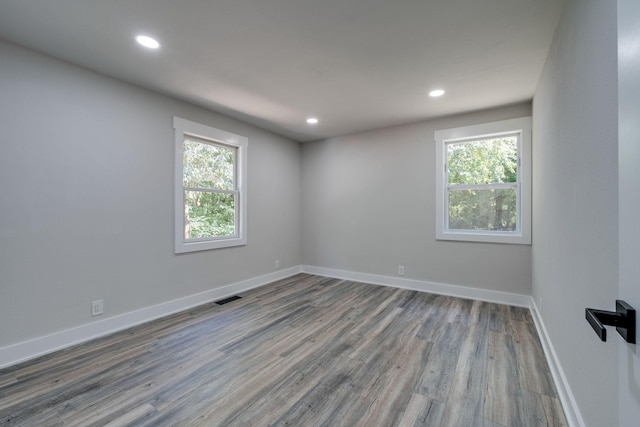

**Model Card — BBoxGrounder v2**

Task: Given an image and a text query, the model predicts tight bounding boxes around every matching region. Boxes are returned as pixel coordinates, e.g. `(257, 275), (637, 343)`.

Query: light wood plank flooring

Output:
(0, 274), (567, 426)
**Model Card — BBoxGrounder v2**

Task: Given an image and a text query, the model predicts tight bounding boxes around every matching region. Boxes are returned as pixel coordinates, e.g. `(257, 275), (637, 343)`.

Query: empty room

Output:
(1, 0), (639, 426)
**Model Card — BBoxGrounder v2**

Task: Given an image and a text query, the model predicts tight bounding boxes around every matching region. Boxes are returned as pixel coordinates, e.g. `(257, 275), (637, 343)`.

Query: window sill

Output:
(175, 236), (247, 254)
(436, 230), (531, 245)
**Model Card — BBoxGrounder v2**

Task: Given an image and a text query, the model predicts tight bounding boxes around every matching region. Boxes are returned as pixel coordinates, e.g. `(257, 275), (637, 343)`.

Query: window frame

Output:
(174, 117), (248, 253)
(434, 117), (531, 245)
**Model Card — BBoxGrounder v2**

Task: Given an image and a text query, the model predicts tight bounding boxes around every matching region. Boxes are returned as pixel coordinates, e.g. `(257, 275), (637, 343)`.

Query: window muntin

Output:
(174, 117), (247, 253)
(435, 117), (531, 244)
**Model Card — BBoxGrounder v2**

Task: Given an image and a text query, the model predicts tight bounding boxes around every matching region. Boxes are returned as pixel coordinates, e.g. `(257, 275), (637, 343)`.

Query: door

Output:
(618, 0), (640, 424)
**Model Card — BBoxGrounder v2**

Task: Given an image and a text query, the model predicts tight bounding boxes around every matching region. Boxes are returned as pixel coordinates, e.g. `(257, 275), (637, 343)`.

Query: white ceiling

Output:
(0, 0), (564, 142)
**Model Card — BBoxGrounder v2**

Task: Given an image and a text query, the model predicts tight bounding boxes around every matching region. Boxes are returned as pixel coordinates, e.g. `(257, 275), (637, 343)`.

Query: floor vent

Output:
(215, 295), (242, 305)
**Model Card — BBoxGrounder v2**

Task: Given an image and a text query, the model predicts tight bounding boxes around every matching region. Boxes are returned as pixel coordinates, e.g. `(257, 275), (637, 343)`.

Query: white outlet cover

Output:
(91, 300), (104, 316)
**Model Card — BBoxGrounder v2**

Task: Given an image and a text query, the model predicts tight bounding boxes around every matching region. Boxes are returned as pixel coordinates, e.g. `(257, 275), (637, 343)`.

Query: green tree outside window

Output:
(446, 136), (518, 231)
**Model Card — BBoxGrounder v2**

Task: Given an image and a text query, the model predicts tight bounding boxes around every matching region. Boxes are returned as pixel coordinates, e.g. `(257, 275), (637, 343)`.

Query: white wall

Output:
(532, 0), (618, 425)
(302, 103), (532, 295)
(0, 40), (302, 348)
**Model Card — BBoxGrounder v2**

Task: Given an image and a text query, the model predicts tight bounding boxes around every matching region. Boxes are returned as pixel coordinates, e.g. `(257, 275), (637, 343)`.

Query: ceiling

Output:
(0, 0), (564, 142)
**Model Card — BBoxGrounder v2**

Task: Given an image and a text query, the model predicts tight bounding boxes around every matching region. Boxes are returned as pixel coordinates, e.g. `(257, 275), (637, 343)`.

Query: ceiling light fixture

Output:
(136, 35), (160, 49)
(429, 89), (445, 97)
(306, 117), (319, 125)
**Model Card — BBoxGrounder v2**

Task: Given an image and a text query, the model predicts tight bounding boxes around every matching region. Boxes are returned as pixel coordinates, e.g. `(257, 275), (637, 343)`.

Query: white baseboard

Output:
(0, 266), (302, 369)
(529, 302), (585, 427)
(301, 265), (531, 307)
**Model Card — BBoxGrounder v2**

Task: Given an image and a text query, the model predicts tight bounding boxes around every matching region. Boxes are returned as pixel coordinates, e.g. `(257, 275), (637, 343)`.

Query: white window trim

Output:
(174, 117), (248, 253)
(435, 117), (531, 245)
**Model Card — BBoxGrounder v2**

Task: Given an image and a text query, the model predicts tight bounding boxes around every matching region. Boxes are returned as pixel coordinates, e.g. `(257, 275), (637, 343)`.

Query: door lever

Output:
(585, 300), (635, 344)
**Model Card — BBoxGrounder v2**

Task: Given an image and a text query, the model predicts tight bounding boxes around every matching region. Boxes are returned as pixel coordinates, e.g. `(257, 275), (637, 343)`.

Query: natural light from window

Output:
(435, 117), (531, 244)
(174, 117), (247, 253)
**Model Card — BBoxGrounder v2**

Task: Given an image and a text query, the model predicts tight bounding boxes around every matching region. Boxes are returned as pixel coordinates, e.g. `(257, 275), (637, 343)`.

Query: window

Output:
(174, 117), (247, 253)
(435, 117), (531, 244)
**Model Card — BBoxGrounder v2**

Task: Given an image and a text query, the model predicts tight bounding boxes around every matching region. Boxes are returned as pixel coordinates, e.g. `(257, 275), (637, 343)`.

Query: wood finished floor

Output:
(0, 274), (567, 426)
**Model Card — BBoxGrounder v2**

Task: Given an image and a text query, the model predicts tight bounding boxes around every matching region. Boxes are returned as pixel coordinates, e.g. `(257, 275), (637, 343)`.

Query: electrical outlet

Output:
(398, 265), (405, 276)
(275, 259), (280, 270)
(91, 300), (104, 316)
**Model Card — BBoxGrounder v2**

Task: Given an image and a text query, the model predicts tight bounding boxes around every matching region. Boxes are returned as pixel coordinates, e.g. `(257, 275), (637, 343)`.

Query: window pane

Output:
(183, 138), (234, 190)
(184, 191), (236, 239)
(448, 188), (517, 231)
(447, 136), (518, 185)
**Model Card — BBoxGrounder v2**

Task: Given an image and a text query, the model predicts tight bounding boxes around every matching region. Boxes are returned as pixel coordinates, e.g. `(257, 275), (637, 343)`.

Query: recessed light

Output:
(429, 89), (445, 97)
(136, 35), (160, 49)
(306, 117), (319, 125)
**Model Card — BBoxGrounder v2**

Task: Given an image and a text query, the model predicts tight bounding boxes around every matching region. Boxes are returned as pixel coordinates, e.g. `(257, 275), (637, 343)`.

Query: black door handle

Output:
(585, 300), (635, 344)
